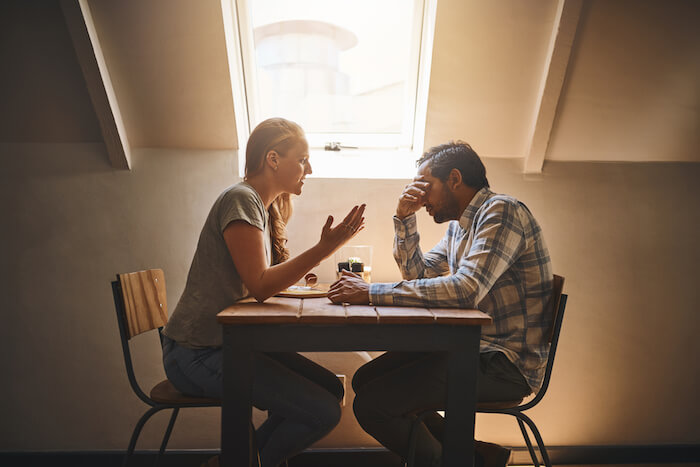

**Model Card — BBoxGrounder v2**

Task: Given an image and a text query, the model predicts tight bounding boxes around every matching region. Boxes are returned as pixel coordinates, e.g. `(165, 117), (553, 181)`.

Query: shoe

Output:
(200, 455), (219, 467)
(199, 453), (261, 467)
(474, 440), (511, 467)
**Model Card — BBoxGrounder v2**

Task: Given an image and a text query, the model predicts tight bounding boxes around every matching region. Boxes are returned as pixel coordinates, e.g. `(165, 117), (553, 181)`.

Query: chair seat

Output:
(477, 399), (523, 410)
(150, 379), (220, 405)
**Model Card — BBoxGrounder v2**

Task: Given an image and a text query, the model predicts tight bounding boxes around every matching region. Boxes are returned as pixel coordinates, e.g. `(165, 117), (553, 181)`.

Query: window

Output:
(223, 0), (437, 178)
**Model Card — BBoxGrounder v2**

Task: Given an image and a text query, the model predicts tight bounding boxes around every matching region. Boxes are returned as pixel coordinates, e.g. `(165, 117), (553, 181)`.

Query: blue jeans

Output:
(162, 335), (343, 467)
(352, 351), (532, 467)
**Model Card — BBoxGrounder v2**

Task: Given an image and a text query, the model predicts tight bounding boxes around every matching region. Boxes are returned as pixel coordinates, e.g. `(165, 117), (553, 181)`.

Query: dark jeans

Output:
(352, 351), (531, 467)
(162, 336), (343, 467)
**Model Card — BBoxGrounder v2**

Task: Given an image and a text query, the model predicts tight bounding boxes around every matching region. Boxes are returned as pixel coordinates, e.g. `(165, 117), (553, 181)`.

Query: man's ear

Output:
(265, 150), (279, 170)
(447, 168), (463, 191)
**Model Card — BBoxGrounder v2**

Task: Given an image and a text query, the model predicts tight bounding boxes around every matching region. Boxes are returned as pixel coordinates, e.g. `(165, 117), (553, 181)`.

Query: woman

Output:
(161, 118), (365, 467)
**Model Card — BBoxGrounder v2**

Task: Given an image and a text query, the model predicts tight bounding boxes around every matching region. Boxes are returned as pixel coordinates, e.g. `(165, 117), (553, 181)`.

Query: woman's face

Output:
(276, 137), (312, 195)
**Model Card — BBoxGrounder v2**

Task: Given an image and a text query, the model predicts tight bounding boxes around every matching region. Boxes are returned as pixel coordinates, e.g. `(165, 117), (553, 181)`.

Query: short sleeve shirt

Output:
(163, 182), (270, 348)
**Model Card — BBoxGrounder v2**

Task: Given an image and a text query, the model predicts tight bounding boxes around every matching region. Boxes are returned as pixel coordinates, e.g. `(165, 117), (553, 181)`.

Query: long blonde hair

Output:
(244, 118), (305, 264)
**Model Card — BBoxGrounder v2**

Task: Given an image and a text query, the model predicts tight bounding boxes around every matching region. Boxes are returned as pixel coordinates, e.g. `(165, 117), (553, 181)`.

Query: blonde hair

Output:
(245, 118), (305, 264)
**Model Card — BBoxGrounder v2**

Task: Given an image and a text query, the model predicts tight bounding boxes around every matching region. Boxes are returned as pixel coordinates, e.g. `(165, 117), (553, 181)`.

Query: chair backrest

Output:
(111, 268), (168, 405)
(118, 269), (168, 339)
(547, 274), (565, 343)
(520, 273), (567, 410)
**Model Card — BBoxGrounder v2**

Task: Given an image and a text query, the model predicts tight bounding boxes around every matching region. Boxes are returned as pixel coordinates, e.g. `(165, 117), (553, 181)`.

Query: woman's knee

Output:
(315, 393), (342, 433)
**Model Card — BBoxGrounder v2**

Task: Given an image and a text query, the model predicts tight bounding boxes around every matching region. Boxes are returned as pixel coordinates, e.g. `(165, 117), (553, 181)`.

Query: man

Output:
(328, 141), (553, 467)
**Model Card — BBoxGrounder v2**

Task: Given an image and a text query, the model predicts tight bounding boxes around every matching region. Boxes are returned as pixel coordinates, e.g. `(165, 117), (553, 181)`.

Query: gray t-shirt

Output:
(163, 182), (271, 348)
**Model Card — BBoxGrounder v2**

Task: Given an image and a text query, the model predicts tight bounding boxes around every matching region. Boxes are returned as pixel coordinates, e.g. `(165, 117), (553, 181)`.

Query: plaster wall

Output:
(1, 143), (698, 450)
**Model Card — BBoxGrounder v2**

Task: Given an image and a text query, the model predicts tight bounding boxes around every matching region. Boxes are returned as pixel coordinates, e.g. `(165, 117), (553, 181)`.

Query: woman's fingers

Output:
(341, 204), (366, 225)
(321, 205), (366, 247)
(348, 205), (366, 229)
(350, 224), (365, 237)
(340, 205), (359, 224)
(332, 204), (366, 237)
(321, 215), (334, 235)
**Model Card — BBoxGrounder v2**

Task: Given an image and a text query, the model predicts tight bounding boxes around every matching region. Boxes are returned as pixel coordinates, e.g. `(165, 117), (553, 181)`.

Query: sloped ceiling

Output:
(425, 0), (561, 157)
(547, 0), (700, 162)
(0, 0), (101, 143)
(1, 0), (698, 163)
(88, 0), (237, 149)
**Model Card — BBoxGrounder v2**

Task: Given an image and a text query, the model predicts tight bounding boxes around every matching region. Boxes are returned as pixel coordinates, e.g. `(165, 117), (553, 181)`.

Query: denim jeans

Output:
(352, 351), (532, 467)
(162, 335), (343, 467)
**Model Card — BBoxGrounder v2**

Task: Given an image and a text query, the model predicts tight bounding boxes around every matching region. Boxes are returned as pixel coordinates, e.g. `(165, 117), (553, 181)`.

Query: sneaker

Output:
(474, 440), (511, 467)
(199, 455), (219, 467)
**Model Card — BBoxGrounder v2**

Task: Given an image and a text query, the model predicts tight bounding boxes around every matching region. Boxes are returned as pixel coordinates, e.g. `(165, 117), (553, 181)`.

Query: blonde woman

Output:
(162, 118), (365, 467)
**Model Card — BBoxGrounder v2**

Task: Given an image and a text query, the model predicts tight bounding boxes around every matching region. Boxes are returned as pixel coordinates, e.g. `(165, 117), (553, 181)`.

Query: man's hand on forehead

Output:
(396, 178), (430, 219)
(403, 180), (429, 200)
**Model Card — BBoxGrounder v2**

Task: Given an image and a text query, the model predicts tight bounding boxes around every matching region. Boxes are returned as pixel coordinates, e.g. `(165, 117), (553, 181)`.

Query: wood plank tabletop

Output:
(375, 306), (435, 324)
(218, 296), (300, 324)
(298, 299), (346, 324)
(218, 297), (491, 326)
(344, 304), (379, 324)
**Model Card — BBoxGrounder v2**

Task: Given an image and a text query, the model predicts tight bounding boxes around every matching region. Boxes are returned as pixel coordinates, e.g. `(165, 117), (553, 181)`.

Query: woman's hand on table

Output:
(328, 270), (370, 304)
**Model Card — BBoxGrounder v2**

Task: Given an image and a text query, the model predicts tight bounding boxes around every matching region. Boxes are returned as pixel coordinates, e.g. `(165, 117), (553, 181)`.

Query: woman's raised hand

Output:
(319, 204), (366, 255)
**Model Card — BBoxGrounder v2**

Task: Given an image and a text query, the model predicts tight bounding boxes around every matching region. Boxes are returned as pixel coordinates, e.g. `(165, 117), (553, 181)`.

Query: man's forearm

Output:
(392, 214), (427, 280)
(370, 272), (481, 308)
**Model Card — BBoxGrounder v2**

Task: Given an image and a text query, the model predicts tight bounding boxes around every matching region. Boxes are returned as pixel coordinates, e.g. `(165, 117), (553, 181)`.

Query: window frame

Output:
(222, 0), (438, 179)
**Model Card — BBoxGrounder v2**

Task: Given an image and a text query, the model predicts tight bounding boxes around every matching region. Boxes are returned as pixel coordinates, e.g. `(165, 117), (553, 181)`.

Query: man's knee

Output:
(352, 386), (388, 425)
(351, 367), (367, 393)
(352, 362), (381, 393)
(352, 390), (371, 425)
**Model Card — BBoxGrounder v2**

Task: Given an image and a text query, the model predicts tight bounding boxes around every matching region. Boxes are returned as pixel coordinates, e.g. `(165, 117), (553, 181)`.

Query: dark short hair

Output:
(417, 141), (489, 190)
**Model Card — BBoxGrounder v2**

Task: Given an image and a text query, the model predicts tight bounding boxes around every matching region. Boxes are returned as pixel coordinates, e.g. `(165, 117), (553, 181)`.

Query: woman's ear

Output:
(447, 168), (463, 191)
(266, 150), (279, 171)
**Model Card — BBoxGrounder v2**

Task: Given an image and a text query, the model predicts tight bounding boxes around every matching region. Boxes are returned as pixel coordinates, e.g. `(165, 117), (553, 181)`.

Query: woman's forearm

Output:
(248, 242), (331, 302)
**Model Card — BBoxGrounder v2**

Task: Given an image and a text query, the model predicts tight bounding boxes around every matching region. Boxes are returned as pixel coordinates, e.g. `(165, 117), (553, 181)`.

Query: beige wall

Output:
(2, 0), (699, 454)
(1, 142), (699, 450)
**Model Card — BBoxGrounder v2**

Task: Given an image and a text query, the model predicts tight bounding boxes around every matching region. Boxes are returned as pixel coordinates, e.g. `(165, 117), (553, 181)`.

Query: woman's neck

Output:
(244, 174), (280, 209)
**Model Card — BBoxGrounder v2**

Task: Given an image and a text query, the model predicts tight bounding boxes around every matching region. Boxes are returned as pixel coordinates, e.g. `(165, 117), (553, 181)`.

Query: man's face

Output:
(416, 162), (462, 223)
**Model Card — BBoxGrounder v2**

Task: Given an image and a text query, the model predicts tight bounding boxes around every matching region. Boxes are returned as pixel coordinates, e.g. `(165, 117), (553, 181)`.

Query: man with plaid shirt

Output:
(329, 141), (553, 467)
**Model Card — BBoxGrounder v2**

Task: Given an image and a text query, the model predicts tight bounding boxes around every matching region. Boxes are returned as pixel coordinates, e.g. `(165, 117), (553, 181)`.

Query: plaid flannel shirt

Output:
(369, 187), (553, 391)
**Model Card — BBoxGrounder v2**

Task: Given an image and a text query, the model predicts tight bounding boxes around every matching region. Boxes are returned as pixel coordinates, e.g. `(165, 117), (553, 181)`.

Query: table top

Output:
(217, 296), (491, 326)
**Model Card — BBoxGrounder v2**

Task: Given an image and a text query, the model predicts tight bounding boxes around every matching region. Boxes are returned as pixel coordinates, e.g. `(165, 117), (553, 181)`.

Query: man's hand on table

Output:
(328, 270), (370, 305)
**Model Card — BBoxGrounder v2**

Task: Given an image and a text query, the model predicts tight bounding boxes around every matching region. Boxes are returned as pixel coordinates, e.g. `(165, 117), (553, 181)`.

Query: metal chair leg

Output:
(406, 411), (432, 467)
(516, 412), (551, 467)
(516, 417), (540, 467)
(123, 406), (164, 467)
(154, 407), (179, 467)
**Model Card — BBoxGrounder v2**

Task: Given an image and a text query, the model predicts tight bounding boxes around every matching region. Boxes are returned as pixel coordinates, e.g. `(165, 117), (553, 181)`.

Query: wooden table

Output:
(217, 297), (491, 467)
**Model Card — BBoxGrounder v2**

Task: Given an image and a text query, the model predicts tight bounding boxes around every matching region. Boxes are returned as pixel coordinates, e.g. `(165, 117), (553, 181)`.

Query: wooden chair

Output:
(111, 269), (220, 467)
(406, 274), (568, 467)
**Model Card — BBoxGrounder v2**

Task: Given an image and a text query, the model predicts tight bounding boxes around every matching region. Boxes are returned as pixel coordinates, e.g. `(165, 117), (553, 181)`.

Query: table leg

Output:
(221, 330), (254, 467)
(443, 326), (481, 467)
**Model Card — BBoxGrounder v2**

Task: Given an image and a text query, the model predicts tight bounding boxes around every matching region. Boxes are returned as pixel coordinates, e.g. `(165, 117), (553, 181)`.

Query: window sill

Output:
(306, 148), (420, 180)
